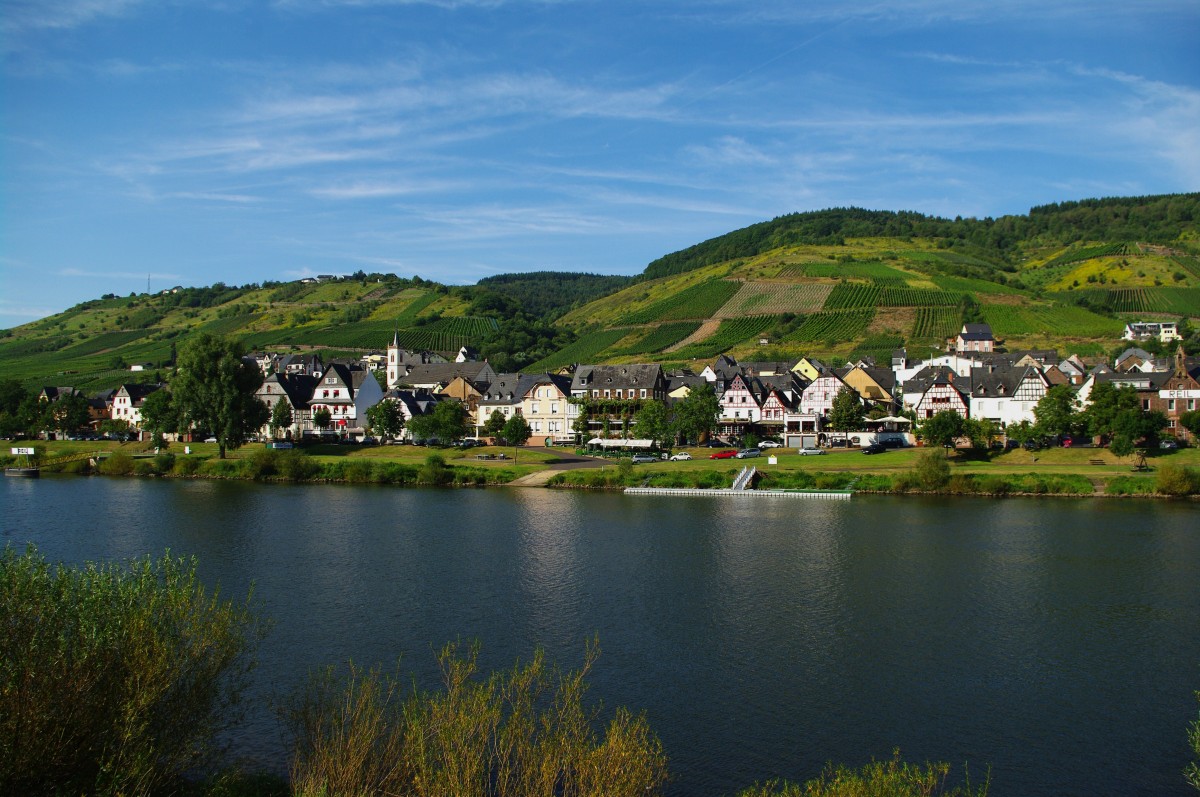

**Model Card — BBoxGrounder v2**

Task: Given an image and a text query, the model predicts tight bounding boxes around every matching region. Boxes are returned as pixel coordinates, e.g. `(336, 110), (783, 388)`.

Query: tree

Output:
(1083, 382), (1141, 441)
(483, 409), (508, 441)
(828, 388), (864, 433)
(634, 400), (670, 448)
(313, 407), (332, 433)
(962, 417), (1000, 450)
(1033, 384), (1080, 440)
(365, 399), (403, 442)
(674, 383), (719, 444)
(408, 400), (469, 444)
(0, 380), (29, 438)
(1005, 419), (1036, 446)
(47, 393), (90, 439)
(1180, 409), (1200, 438)
(270, 399), (294, 439)
(919, 410), (965, 450)
(139, 388), (178, 447)
(503, 412), (532, 449)
(172, 333), (269, 458)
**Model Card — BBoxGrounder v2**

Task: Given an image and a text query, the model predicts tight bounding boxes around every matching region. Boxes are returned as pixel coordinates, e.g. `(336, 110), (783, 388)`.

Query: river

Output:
(3, 476), (1198, 796)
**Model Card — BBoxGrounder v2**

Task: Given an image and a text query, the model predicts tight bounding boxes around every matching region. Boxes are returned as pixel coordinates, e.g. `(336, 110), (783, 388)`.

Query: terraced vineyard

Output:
(880, 287), (965, 307)
(669, 316), (777, 359)
(714, 282), (832, 317)
(526, 328), (629, 371)
(619, 279), (742, 324)
(781, 260), (913, 281)
(783, 309), (876, 343)
(56, 329), (152, 357)
(611, 322), (702, 356)
(822, 282), (881, 310)
(911, 306), (964, 341)
(982, 304), (1123, 339)
(1056, 286), (1200, 315)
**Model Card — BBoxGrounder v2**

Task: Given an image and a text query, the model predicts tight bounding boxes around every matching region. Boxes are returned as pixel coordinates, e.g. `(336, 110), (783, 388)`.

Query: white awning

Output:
(585, 438), (656, 449)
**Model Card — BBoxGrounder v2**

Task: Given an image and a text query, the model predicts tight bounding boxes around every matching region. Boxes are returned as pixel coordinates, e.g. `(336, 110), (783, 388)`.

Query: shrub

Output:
(277, 450), (322, 482)
(374, 462), (418, 485)
(97, 451), (135, 476)
(133, 459), (157, 476)
(737, 749), (988, 796)
(974, 475), (1011, 495)
(1156, 463), (1200, 496)
(246, 448), (280, 479)
(418, 453), (452, 485)
(341, 459), (375, 484)
(913, 450), (951, 491)
(1106, 476), (1156, 496)
(154, 451), (176, 473)
(286, 642), (668, 797)
(173, 456), (203, 476)
(0, 546), (264, 797)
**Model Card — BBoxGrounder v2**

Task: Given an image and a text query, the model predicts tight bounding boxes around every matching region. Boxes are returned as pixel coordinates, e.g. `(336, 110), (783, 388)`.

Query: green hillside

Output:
(3, 194), (1199, 392)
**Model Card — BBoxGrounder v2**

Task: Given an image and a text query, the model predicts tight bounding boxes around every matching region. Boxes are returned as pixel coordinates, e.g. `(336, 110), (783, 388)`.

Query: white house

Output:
(307, 362), (384, 435)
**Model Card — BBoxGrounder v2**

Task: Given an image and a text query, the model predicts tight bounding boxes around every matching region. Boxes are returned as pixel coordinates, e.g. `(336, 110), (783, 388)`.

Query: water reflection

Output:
(3, 478), (1199, 796)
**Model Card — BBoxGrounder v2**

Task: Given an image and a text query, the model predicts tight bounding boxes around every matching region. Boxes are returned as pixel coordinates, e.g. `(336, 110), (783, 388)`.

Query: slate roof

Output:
(571, 364), (663, 392)
(399, 361), (497, 388)
(968, 364), (1045, 397)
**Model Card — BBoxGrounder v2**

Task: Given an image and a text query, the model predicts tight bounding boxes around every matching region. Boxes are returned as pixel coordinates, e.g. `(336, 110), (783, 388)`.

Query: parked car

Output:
(797, 447), (824, 456)
(1161, 438), (1179, 449)
(759, 441), (782, 448)
(702, 439), (728, 448)
(736, 448), (761, 459)
(862, 442), (887, 454)
(880, 438), (906, 449)
(710, 450), (738, 459)
(631, 453), (658, 464)
(669, 452), (692, 461)
(830, 438), (847, 448)
(1023, 439), (1040, 451)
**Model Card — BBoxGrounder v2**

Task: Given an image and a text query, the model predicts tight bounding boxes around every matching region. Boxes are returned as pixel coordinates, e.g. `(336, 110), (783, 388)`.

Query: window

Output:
(325, 377), (337, 384)
(604, 390), (611, 399)
(531, 402), (539, 414)
(640, 389), (647, 399)
(1168, 399), (1176, 411)
(551, 403), (559, 413)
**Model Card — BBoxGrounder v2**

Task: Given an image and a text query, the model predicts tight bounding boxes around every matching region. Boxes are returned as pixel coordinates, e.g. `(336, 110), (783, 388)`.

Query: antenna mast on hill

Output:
(147, 273), (151, 294)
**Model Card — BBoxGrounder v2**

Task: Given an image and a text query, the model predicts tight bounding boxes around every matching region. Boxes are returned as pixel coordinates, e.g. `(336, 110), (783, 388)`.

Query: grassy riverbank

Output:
(6, 440), (1200, 497)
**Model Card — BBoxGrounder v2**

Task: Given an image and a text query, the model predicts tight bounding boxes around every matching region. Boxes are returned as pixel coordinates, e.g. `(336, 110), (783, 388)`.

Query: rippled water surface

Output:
(4, 477), (1198, 796)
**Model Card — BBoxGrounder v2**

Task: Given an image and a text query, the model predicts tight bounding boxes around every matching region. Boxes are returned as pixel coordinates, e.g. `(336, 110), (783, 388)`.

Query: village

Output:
(35, 318), (1198, 453)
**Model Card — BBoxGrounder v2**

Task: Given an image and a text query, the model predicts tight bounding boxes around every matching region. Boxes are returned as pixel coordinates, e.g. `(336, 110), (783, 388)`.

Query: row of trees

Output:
(915, 382), (1199, 455)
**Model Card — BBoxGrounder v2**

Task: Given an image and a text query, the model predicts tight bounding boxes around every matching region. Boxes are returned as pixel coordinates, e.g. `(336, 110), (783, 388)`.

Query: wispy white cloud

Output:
(61, 267), (184, 280)
(4, 0), (148, 33)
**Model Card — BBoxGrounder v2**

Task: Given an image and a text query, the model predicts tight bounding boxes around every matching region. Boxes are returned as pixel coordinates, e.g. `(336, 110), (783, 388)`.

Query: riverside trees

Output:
(172, 333), (268, 459)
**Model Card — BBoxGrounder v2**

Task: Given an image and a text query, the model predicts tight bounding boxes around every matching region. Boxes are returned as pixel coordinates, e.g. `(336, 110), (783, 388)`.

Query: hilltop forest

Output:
(2, 192), (1199, 393)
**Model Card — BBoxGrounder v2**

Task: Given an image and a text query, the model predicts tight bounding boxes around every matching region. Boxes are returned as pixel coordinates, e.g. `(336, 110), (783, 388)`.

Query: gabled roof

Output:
(968, 364), (1047, 397)
(959, 323), (994, 340)
(571, 363), (663, 391)
(264, 372), (318, 409)
(399, 361), (497, 388)
(479, 372), (526, 404)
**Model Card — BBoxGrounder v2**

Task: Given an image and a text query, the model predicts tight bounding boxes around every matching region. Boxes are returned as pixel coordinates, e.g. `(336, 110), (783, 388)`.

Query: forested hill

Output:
(475, 272), (633, 319)
(642, 194), (1200, 281)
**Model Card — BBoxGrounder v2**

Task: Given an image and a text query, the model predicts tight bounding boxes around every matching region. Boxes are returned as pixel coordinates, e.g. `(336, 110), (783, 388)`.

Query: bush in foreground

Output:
(0, 546), (265, 796)
(287, 641), (668, 797)
(737, 750), (988, 796)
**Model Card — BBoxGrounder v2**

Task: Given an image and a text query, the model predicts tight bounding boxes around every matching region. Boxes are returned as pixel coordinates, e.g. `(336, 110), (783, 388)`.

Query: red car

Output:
(710, 450), (738, 459)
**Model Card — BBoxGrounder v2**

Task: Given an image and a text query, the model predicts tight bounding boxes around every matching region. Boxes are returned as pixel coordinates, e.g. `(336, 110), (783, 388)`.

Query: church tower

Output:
(386, 331), (401, 389)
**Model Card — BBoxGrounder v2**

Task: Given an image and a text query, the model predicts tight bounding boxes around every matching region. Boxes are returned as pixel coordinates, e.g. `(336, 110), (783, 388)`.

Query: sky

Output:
(2, 1), (1199, 329)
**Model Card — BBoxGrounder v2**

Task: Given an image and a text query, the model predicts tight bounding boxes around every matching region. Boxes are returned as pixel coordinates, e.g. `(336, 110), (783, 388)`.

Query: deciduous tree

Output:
(172, 333), (269, 458)
(828, 388), (864, 432)
(674, 383), (719, 444)
(270, 399), (294, 439)
(364, 399), (403, 442)
(919, 410), (964, 450)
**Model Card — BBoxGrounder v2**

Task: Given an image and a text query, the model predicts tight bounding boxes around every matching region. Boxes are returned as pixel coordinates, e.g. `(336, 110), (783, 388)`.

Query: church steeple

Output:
(386, 330), (401, 389)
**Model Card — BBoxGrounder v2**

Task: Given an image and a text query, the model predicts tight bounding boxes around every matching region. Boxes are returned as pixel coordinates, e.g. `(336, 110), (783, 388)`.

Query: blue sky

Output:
(3, 0), (1198, 329)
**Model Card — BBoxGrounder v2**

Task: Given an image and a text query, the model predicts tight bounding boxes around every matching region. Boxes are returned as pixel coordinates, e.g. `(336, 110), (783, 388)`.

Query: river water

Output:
(3, 476), (1198, 796)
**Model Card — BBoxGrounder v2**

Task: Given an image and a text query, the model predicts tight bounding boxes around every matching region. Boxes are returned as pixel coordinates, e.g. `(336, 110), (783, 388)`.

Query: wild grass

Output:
(0, 546), (264, 797)
(286, 642), (668, 797)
